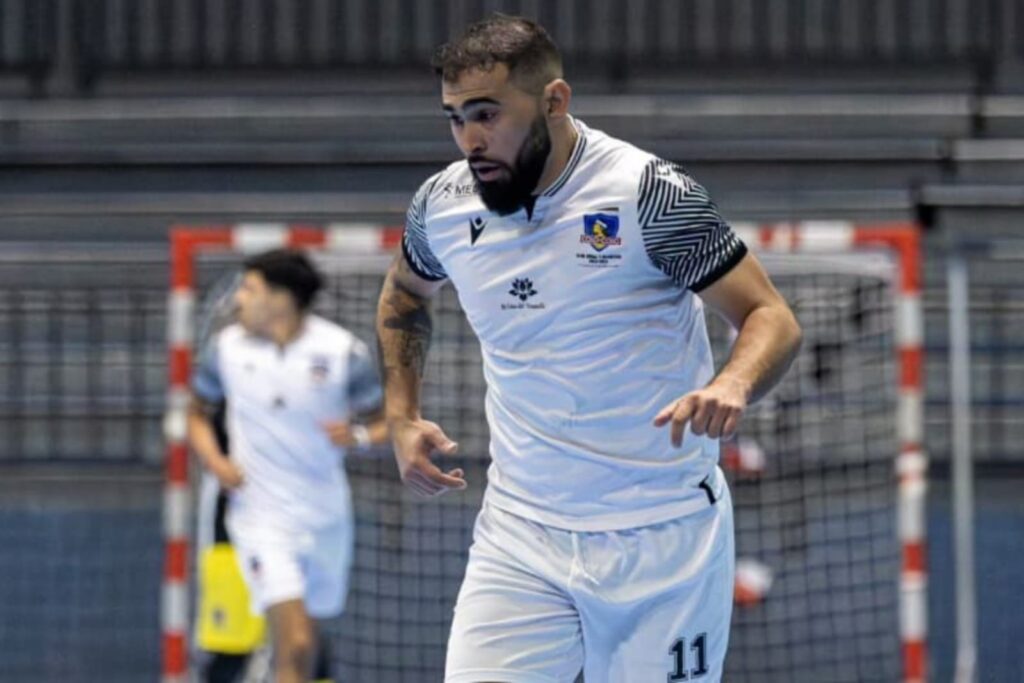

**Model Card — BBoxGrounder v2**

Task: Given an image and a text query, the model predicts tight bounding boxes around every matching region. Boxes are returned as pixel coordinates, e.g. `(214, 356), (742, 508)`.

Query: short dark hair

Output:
(431, 14), (562, 94)
(243, 248), (324, 311)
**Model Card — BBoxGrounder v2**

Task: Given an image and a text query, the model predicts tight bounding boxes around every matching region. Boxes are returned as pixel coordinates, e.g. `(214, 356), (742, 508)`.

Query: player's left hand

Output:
(323, 420), (358, 447)
(653, 376), (751, 446)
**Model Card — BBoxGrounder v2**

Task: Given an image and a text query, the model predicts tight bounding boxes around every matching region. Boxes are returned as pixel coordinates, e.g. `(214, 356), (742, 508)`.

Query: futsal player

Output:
(190, 249), (388, 683)
(376, 15), (803, 683)
(194, 402), (342, 683)
(194, 401), (267, 683)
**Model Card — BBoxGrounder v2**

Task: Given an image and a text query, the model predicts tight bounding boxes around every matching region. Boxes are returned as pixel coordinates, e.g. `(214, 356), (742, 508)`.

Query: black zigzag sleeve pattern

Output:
(401, 176), (448, 282)
(638, 159), (747, 292)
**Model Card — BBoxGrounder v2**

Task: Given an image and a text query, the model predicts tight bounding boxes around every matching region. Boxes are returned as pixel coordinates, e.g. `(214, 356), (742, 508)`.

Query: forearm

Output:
(375, 271), (434, 424)
(187, 410), (230, 472)
(714, 303), (802, 404)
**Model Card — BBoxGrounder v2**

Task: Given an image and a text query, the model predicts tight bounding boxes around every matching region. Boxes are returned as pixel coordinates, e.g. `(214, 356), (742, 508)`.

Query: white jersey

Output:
(403, 118), (747, 531)
(193, 315), (382, 530)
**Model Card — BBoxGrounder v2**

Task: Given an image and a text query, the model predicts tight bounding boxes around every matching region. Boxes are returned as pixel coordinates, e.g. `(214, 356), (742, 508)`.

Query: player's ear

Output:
(542, 79), (572, 120)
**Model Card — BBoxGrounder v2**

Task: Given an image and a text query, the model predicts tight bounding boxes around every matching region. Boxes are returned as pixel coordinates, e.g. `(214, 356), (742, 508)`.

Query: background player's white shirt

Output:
(193, 315), (381, 531)
(403, 118), (747, 531)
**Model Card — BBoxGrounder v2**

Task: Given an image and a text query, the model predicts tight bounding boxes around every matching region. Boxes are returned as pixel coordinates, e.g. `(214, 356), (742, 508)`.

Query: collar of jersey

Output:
(538, 116), (587, 200)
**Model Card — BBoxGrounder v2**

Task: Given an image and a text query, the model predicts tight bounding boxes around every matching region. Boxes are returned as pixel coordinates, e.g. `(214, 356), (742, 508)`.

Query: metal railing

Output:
(0, 0), (1014, 94)
(73, 0), (1001, 70)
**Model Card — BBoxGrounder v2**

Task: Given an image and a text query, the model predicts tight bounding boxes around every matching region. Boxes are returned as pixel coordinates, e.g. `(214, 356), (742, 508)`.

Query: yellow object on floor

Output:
(197, 542), (266, 654)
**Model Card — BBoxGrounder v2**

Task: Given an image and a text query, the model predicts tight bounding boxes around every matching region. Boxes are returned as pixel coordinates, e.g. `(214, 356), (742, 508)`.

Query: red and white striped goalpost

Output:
(731, 220), (928, 683)
(162, 221), (926, 683)
(161, 224), (402, 683)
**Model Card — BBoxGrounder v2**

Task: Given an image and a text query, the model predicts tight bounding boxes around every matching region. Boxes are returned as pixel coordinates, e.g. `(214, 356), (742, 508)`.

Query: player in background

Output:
(194, 401), (267, 683)
(376, 15), (802, 683)
(190, 249), (388, 683)
(194, 401), (339, 683)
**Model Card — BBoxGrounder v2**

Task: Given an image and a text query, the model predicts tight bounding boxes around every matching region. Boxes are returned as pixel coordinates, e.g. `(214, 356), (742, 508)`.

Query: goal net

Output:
(164, 223), (925, 683)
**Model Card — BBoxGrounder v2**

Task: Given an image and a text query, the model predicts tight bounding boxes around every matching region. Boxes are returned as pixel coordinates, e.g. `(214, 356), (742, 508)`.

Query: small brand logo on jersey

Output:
(509, 278), (537, 301)
(580, 213), (622, 252)
(441, 181), (479, 199)
(310, 354), (330, 383)
(502, 278), (545, 310)
(469, 216), (488, 245)
(249, 556), (261, 577)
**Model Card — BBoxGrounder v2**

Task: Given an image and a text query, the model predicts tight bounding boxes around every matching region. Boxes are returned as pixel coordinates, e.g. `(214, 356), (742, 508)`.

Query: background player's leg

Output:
(303, 520), (352, 683)
(202, 652), (249, 683)
(312, 630), (333, 683)
(267, 599), (317, 683)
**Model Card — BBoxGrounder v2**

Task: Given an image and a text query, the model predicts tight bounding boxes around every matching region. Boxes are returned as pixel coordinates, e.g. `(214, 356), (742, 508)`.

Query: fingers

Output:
(394, 421), (466, 497)
(656, 392), (745, 445)
(652, 400), (678, 427)
(721, 411), (741, 440)
(704, 404), (730, 439)
(403, 460), (466, 497)
(426, 429), (459, 457)
(689, 397), (716, 437)
(670, 396), (697, 447)
(701, 402), (743, 439)
(403, 472), (436, 497)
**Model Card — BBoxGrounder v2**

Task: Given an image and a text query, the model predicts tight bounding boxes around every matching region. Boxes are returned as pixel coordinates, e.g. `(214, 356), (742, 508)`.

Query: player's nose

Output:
(460, 124), (486, 157)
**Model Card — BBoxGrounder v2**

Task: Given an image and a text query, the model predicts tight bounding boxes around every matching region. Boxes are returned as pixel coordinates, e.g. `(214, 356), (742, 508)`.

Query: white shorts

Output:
(445, 480), (734, 683)
(227, 516), (354, 619)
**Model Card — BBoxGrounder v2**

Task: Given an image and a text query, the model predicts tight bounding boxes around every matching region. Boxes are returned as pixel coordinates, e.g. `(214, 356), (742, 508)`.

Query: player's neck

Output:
(268, 313), (305, 349)
(533, 118), (578, 197)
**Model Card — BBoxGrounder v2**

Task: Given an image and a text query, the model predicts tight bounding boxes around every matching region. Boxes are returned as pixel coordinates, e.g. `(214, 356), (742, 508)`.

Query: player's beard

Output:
(472, 114), (551, 217)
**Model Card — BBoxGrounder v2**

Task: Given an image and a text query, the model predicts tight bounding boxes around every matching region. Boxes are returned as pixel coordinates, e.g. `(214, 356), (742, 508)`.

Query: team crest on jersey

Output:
(309, 354), (331, 383)
(580, 212), (622, 252)
(576, 209), (624, 269)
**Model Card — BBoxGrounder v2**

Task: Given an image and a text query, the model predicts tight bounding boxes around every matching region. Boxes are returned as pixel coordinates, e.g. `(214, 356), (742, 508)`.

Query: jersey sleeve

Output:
(637, 159), (747, 292)
(401, 175), (449, 282)
(192, 336), (225, 403)
(346, 338), (383, 415)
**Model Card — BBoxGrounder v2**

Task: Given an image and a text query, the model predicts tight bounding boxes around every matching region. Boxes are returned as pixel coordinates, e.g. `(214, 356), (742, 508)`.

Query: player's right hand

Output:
(389, 418), (466, 497)
(211, 458), (245, 490)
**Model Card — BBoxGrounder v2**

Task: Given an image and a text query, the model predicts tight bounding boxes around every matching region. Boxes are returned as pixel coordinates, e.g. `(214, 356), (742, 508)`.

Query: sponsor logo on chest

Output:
(441, 181), (480, 200)
(501, 277), (546, 311)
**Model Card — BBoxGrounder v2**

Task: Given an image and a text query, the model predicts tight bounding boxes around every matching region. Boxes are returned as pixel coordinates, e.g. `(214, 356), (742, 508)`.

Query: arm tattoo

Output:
(378, 279), (433, 382)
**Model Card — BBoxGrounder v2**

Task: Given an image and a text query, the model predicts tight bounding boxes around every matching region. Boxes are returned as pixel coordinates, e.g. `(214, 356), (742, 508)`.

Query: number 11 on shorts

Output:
(668, 633), (708, 681)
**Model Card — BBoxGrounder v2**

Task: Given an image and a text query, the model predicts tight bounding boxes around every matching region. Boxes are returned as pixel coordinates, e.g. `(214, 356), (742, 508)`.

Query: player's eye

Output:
(474, 109), (498, 123)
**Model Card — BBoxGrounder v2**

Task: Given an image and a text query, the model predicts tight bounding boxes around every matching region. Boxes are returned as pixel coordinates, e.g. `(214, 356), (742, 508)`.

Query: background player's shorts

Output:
(445, 475), (734, 683)
(228, 516), (354, 619)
